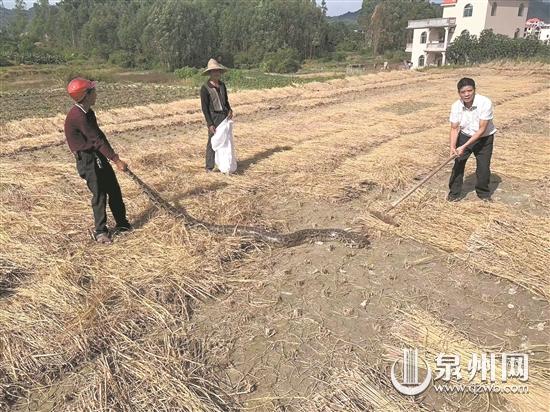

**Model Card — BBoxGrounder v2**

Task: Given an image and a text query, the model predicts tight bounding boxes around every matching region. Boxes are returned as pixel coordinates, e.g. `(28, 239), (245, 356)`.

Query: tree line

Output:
(1, 0), (448, 70)
(1, 0), (349, 70)
(3, 0), (545, 71)
(447, 30), (550, 65)
(359, 0), (442, 55)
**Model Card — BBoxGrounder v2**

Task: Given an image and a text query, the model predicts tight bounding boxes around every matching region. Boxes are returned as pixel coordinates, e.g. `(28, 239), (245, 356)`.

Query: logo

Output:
(390, 348), (432, 396)
(390, 348), (530, 396)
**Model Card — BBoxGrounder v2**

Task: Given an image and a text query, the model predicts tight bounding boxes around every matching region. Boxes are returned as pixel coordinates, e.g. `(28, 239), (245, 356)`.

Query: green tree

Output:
(447, 29), (550, 64)
(261, 47), (301, 73)
(81, 9), (118, 59)
(142, 0), (216, 70)
(28, 0), (51, 41)
(361, 0), (440, 54)
(2, 0), (341, 69)
(10, 0), (27, 37)
(368, 1), (422, 54)
(358, 0), (381, 35)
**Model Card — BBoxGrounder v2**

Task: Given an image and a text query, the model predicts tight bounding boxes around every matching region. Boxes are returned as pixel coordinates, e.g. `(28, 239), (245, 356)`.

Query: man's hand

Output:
(114, 158), (128, 171)
(456, 145), (467, 157)
(227, 110), (233, 120)
(208, 125), (216, 134)
(450, 146), (458, 157)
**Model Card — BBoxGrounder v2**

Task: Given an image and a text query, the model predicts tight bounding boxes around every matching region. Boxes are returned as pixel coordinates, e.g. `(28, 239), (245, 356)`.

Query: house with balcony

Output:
(406, 0), (530, 68)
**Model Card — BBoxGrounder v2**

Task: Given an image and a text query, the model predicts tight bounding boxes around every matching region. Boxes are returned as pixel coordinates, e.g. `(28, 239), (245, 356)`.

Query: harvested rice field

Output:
(1, 62), (549, 411)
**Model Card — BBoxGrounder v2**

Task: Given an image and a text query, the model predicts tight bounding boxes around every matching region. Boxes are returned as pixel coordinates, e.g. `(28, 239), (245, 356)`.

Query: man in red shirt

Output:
(64, 77), (131, 243)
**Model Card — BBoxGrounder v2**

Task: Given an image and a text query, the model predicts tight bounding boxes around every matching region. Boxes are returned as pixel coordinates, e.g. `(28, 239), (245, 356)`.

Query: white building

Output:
(406, 0), (529, 68)
(524, 17), (550, 42)
(540, 26), (550, 42)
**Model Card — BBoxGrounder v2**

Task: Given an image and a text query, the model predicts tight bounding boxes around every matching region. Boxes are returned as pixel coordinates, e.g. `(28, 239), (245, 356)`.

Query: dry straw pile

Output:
(385, 308), (550, 412)
(1, 63), (548, 410)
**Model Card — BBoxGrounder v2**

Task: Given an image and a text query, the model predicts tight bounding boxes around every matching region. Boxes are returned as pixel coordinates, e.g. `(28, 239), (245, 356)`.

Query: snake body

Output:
(125, 169), (369, 248)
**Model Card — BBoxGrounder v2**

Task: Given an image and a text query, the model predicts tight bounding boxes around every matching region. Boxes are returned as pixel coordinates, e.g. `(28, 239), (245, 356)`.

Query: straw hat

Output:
(202, 58), (227, 75)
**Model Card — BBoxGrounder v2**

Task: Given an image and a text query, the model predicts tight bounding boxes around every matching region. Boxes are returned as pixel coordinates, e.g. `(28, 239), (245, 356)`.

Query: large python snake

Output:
(124, 169), (369, 248)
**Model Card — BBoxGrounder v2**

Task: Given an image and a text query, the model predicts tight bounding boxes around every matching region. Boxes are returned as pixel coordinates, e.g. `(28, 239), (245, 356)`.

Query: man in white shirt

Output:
(448, 77), (496, 201)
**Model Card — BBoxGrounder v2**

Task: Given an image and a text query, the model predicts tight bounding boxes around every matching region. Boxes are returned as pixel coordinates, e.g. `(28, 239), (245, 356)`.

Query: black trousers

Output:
(206, 111), (228, 170)
(76, 151), (129, 235)
(449, 132), (494, 199)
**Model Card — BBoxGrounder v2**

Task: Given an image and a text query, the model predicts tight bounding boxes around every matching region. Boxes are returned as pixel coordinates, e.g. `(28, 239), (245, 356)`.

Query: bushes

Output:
(383, 49), (407, 62)
(58, 68), (114, 84)
(332, 51), (347, 62)
(221, 69), (246, 84)
(234, 46), (264, 69)
(335, 39), (362, 52)
(318, 51), (348, 63)
(174, 66), (200, 79)
(447, 30), (550, 65)
(0, 55), (13, 67)
(260, 48), (302, 73)
(108, 50), (135, 68)
(0, 38), (66, 65)
(3, 50), (66, 65)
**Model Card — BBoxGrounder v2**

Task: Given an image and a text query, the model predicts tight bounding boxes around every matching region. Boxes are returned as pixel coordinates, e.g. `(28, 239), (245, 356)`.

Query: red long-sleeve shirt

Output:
(64, 105), (119, 161)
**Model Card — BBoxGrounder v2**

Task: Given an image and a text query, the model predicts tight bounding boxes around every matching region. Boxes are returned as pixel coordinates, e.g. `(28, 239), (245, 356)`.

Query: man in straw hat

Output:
(200, 58), (233, 172)
(64, 77), (132, 244)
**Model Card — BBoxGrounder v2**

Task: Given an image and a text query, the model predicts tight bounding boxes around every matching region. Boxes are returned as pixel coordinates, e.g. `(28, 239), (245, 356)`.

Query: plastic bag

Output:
(210, 118), (237, 174)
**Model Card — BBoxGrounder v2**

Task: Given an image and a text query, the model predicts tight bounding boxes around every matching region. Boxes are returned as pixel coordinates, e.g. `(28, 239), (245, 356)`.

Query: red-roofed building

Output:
(526, 17), (543, 25)
(525, 17), (550, 41)
(406, 0), (529, 68)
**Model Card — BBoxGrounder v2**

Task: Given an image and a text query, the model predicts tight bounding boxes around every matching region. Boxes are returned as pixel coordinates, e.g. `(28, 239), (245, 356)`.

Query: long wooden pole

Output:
(384, 155), (457, 213)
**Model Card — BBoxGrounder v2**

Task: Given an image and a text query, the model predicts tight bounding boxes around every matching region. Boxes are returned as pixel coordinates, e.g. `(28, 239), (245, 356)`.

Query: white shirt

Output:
(449, 94), (496, 137)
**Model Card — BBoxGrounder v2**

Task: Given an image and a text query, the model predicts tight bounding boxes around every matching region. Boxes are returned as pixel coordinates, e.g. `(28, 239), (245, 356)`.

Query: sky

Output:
(317, 0), (363, 16)
(4, 0), (365, 17)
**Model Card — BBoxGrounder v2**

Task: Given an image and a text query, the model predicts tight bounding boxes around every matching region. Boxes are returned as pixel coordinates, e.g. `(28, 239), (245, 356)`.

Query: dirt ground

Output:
(1, 63), (549, 411)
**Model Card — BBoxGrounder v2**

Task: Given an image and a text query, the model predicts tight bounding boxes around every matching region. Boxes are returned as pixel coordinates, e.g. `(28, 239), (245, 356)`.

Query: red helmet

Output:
(67, 77), (97, 102)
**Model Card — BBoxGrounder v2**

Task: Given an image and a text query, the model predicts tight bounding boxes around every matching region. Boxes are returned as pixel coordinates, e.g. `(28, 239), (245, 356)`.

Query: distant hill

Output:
(328, 1), (549, 24)
(0, 6), (17, 29)
(329, 10), (360, 24)
(0, 6), (35, 30)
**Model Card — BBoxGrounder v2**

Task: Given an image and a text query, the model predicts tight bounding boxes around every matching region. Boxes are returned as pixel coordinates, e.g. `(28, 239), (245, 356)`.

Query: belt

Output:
(75, 150), (106, 169)
(460, 131), (494, 139)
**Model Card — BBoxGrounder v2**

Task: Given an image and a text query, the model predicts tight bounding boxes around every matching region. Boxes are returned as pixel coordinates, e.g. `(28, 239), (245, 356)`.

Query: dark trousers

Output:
(76, 151), (129, 235)
(206, 112), (228, 170)
(449, 132), (494, 199)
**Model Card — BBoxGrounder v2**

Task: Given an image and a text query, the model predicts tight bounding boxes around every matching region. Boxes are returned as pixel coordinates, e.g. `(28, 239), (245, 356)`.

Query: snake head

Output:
(347, 235), (370, 249)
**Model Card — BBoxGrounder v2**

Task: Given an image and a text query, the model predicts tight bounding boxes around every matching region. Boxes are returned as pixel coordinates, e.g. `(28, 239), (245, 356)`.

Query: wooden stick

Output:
(384, 155), (457, 213)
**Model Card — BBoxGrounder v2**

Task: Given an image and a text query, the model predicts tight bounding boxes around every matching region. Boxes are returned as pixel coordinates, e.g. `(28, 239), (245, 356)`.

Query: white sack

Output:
(210, 118), (237, 174)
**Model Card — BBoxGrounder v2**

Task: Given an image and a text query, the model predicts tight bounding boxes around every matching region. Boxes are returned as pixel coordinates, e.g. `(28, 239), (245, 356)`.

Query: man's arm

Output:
(77, 113), (127, 170)
(200, 86), (214, 127)
(223, 83), (232, 112)
(77, 112), (119, 162)
(456, 119), (489, 156)
(449, 122), (460, 157)
(226, 85), (233, 120)
(449, 104), (461, 157)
